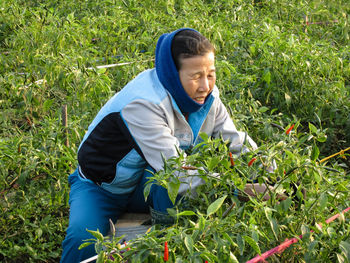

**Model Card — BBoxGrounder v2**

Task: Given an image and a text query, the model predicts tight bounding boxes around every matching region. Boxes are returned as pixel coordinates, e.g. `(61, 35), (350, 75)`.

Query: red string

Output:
(246, 207), (350, 263)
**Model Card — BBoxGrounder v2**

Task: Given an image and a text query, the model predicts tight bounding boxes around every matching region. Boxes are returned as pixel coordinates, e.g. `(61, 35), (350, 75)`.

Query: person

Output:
(60, 28), (260, 262)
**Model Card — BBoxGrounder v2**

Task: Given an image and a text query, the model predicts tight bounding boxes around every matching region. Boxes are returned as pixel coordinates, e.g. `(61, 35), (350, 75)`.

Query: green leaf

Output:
(86, 229), (104, 242)
(167, 177), (180, 205)
(199, 132), (209, 142)
(327, 227), (336, 238)
(300, 224), (310, 238)
(78, 242), (93, 250)
(250, 45), (256, 56)
(284, 150), (295, 160)
(270, 218), (279, 240)
(66, 12), (75, 22)
(43, 99), (54, 112)
(96, 250), (105, 263)
(223, 232), (237, 248)
(184, 235), (194, 255)
(250, 229), (258, 244)
(285, 93), (291, 105)
(309, 123), (318, 134)
(237, 234), (245, 256)
(34, 228), (42, 240)
(311, 145), (320, 161)
(143, 183), (152, 201)
(198, 215), (206, 231)
(258, 106), (269, 113)
(339, 241), (350, 260)
(316, 133), (327, 143)
(312, 170), (321, 183)
(97, 67), (107, 74)
(166, 1), (175, 15)
(263, 69), (271, 85)
(207, 156), (220, 170)
(199, 251), (218, 261)
(229, 251), (239, 263)
(336, 253), (345, 262)
(177, 211), (196, 217)
(319, 192), (328, 211)
(282, 197), (292, 212)
(264, 208), (279, 240)
(308, 240), (318, 252)
(243, 235), (261, 255)
(134, 249), (150, 262)
(206, 195), (227, 217)
(18, 170), (29, 186)
(167, 208), (177, 218)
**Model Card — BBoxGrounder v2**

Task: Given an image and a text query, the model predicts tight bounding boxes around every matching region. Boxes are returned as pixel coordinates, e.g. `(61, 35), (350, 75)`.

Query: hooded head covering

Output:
(155, 28), (213, 113)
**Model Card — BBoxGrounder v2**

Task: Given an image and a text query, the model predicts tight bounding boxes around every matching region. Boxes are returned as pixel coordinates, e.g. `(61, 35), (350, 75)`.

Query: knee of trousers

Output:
(61, 224), (107, 262)
(66, 219), (110, 244)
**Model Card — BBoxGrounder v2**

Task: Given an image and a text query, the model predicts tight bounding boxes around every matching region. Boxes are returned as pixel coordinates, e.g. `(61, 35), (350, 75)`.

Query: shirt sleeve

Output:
(121, 98), (180, 172)
(121, 98), (206, 195)
(212, 96), (258, 155)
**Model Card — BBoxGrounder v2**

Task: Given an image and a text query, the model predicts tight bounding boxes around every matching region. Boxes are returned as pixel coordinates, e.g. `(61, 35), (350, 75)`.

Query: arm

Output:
(121, 99), (179, 172)
(240, 183), (287, 201)
(211, 95), (285, 201)
(121, 98), (205, 195)
(211, 96), (258, 155)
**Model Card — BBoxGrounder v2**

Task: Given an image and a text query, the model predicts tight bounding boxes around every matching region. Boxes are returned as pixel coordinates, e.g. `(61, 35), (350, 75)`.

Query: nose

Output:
(199, 77), (210, 92)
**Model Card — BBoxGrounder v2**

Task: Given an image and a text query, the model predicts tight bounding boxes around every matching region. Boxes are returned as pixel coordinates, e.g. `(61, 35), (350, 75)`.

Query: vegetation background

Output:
(0, 0), (349, 262)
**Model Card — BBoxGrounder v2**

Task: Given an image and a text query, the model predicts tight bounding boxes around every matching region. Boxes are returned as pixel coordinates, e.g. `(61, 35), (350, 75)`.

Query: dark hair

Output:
(171, 30), (215, 70)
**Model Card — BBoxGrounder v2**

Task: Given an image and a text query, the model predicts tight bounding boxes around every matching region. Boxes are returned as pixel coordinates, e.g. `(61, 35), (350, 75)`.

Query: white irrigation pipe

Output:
(86, 59), (154, 70)
(80, 243), (126, 263)
(80, 254), (98, 263)
(15, 58), (155, 77)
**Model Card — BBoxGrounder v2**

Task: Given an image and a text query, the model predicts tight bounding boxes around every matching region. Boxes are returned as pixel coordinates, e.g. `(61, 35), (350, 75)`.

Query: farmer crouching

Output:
(60, 28), (262, 262)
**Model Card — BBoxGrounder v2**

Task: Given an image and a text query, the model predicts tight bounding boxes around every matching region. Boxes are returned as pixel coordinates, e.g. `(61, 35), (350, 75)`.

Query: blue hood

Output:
(155, 28), (213, 113)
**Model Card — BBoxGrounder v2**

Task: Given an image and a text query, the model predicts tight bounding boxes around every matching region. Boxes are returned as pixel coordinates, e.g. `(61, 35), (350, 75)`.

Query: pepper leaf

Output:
(167, 177), (180, 205)
(206, 195), (227, 217)
(184, 235), (194, 255)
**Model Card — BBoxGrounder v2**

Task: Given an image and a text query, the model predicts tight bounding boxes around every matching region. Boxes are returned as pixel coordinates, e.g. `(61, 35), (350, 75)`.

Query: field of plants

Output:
(1, 0), (349, 262)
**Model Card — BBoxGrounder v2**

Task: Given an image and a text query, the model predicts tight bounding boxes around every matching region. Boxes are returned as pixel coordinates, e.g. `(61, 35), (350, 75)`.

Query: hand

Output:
(239, 183), (287, 202)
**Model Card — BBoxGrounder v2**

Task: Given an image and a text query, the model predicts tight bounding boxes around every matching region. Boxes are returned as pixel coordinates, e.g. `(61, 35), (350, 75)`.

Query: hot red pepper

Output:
(286, 124), (295, 135)
(248, 157), (257, 167)
(124, 241), (130, 251)
(229, 152), (235, 166)
(164, 241), (169, 261)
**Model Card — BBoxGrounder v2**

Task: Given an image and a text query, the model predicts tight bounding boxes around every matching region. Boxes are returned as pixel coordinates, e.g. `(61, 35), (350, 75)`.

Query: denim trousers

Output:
(60, 167), (174, 262)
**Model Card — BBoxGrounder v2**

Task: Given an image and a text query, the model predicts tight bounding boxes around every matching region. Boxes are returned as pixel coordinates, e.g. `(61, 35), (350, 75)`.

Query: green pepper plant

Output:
(84, 123), (349, 262)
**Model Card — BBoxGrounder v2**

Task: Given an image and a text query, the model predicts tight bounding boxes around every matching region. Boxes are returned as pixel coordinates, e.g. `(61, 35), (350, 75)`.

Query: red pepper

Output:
(229, 152), (235, 166)
(124, 241), (130, 251)
(286, 124), (295, 135)
(181, 166), (197, 170)
(248, 157), (257, 167)
(164, 241), (169, 261)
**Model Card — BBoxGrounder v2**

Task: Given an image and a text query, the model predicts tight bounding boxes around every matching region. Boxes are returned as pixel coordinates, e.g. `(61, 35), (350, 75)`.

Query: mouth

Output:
(194, 97), (206, 104)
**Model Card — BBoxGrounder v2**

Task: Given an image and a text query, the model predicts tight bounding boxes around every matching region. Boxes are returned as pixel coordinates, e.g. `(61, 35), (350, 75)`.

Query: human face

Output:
(178, 52), (216, 104)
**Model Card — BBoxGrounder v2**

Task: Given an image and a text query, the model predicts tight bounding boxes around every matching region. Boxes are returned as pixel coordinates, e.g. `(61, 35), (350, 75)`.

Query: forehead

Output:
(179, 52), (215, 71)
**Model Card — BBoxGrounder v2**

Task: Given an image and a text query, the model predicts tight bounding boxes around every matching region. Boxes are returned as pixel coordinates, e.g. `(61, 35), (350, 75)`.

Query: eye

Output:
(207, 71), (216, 79)
(208, 73), (215, 79)
(192, 74), (201, 80)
